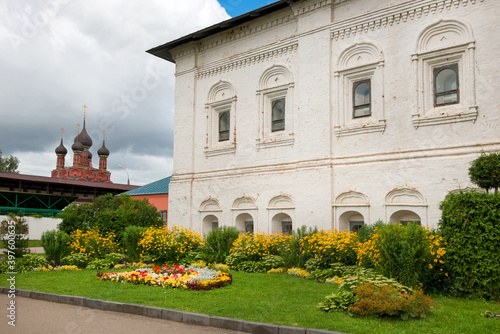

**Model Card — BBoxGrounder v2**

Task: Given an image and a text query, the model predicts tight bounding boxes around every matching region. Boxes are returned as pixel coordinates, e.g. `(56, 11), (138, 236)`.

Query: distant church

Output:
(52, 107), (112, 183)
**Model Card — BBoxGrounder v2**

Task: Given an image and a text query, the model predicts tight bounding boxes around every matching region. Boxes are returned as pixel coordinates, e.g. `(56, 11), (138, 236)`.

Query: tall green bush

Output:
(439, 191), (500, 299)
(374, 223), (433, 288)
(203, 226), (240, 263)
(41, 229), (71, 264)
(0, 214), (29, 257)
(122, 225), (147, 261)
(58, 193), (162, 241)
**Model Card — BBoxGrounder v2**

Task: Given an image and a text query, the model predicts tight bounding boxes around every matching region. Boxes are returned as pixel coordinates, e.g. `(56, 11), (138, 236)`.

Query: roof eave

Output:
(146, 0), (298, 63)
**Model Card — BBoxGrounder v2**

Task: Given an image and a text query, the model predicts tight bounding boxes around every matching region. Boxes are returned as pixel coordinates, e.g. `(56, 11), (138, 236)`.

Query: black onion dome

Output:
(72, 138), (84, 152)
(55, 138), (67, 155)
(78, 122), (93, 148)
(98, 140), (110, 157)
(87, 151), (93, 160)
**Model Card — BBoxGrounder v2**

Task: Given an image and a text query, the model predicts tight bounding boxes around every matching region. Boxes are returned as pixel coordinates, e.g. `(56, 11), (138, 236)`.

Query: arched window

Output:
(271, 98), (285, 131)
(353, 80), (371, 118)
(434, 64), (458, 106)
(218, 111), (230, 141)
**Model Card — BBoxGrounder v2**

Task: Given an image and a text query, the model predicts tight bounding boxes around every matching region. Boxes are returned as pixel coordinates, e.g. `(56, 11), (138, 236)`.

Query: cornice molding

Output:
(292, 0), (332, 16)
(196, 41), (298, 80)
(331, 0), (484, 41)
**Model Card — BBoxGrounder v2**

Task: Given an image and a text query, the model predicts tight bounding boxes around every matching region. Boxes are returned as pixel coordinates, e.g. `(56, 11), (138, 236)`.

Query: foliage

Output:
(68, 227), (119, 259)
(104, 253), (127, 264)
(468, 152), (500, 193)
(317, 290), (357, 313)
(203, 226), (240, 263)
(261, 254), (284, 270)
(41, 229), (71, 264)
(350, 282), (435, 320)
(439, 190), (500, 299)
(61, 253), (89, 268)
(300, 230), (359, 268)
(357, 222), (447, 290)
(58, 193), (162, 240)
(86, 258), (115, 270)
(0, 214), (29, 257)
(230, 232), (292, 262)
(0, 254), (48, 273)
(280, 225), (318, 268)
(22, 254), (48, 269)
(357, 220), (385, 243)
(139, 225), (204, 264)
(122, 225), (147, 262)
(0, 149), (20, 173)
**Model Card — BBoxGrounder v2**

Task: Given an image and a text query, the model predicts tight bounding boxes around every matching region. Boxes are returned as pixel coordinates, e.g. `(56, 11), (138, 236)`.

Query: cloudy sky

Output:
(0, 0), (277, 185)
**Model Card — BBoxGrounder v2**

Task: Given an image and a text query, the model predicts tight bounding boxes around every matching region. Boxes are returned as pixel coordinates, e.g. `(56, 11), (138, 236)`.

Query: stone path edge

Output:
(0, 288), (346, 334)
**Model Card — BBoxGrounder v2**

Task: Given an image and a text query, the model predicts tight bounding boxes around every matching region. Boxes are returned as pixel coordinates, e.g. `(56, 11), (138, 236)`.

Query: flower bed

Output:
(97, 264), (232, 290)
(34, 265), (80, 271)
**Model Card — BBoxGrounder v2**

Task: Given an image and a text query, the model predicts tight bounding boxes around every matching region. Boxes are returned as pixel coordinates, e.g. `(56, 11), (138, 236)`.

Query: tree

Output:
(0, 149), (20, 173)
(468, 152), (500, 193)
(58, 193), (163, 241)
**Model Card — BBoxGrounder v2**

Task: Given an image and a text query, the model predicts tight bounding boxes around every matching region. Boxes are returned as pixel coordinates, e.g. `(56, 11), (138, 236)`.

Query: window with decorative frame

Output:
(256, 65), (295, 150)
(205, 81), (237, 157)
(334, 42), (386, 138)
(411, 19), (477, 128)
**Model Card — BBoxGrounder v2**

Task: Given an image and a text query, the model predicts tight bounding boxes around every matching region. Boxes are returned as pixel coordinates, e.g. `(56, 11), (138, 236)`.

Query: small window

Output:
(349, 221), (364, 233)
(219, 111), (230, 141)
(159, 210), (168, 223)
(353, 80), (371, 118)
(282, 221), (292, 236)
(434, 64), (459, 106)
(271, 98), (285, 132)
(245, 221), (254, 233)
(211, 221), (219, 230)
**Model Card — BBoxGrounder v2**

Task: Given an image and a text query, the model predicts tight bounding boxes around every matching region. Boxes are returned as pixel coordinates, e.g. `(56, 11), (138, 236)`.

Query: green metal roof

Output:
(122, 176), (171, 196)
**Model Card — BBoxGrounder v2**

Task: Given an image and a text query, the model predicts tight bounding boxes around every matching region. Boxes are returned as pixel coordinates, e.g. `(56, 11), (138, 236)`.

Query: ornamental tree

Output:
(468, 152), (500, 193)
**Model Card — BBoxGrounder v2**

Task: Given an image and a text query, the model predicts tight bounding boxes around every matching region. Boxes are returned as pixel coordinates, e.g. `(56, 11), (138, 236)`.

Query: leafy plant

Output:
(68, 228), (120, 259)
(350, 282), (434, 320)
(317, 290), (357, 312)
(62, 253), (89, 268)
(86, 258), (114, 270)
(203, 226), (240, 263)
(261, 254), (284, 270)
(440, 190), (500, 299)
(122, 225), (147, 261)
(41, 229), (71, 264)
(468, 152), (500, 193)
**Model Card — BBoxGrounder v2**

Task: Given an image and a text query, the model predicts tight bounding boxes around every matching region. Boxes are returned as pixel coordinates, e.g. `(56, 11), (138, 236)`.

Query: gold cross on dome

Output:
(82, 104), (88, 119)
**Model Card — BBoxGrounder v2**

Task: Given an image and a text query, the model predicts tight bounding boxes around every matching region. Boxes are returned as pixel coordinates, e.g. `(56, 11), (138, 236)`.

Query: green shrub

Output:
(1, 214), (29, 257)
(468, 152), (500, 193)
(225, 252), (244, 267)
(350, 282), (434, 320)
(122, 225), (147, 261)
(58, 193), (162, 241)
(22, 254), (48, 269)
(68, 228), (120, 259)
(86, 258), (114, 270)
(62, 253), (89, 268)
(203, 226), (240, 263)
(440, 190), (500, 299)
(357, 220), (385, 243)
(104, 253), (127, 265)
(317, 290), (357, 313)
(261, 254), (284, 270)
(41, 230), (71, 264)
(374, 223), (434, 288)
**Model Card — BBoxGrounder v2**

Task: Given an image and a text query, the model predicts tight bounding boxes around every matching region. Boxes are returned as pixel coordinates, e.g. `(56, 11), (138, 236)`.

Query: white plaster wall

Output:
(168, 0), (500, 232)
(0, 215), (61, 240)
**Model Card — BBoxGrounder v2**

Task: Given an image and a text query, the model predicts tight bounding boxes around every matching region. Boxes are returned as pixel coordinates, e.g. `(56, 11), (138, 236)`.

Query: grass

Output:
(0, 270), (498, 333)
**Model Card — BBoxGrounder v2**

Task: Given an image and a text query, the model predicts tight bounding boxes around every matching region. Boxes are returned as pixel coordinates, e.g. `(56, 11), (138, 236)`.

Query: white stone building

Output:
(148, 0), (500, 234)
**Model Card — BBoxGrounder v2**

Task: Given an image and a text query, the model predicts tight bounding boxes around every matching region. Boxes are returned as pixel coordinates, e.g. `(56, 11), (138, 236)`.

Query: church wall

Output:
(167, 0), (500, 232)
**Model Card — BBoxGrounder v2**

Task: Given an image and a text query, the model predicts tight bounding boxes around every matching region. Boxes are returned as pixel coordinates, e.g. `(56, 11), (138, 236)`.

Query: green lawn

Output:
(0, 270), (498, 334)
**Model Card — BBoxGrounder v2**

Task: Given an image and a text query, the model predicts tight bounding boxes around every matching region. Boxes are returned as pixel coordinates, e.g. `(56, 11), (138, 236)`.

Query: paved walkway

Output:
(0, 294), (247, 334)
